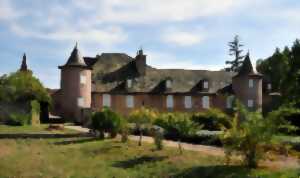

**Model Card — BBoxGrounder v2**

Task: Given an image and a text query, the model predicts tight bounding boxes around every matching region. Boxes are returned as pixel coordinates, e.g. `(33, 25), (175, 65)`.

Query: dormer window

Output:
(127, 79), (132, 88)
(203, 81), (209, 89)
(267, 83), (272, 90)
(166, 79), (172, 89)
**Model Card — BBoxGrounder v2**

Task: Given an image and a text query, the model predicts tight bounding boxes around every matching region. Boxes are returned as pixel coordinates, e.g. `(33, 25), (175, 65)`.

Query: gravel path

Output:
(65, 125), (225, 156)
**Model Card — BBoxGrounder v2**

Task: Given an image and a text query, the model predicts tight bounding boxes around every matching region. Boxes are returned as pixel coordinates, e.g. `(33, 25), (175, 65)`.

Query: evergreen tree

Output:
(226, 35), (245, 72)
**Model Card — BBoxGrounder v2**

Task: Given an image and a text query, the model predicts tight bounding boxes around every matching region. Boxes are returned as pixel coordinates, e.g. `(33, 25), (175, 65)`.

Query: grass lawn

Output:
(0, 125), (299, 178)
(0, 124), (79, 134)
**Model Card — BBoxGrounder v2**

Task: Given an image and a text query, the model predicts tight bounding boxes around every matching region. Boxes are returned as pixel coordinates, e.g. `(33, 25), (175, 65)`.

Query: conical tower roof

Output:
(20, 53), (28, 71)
(59, 43), (90, 69)
(235, 52), (262, 77)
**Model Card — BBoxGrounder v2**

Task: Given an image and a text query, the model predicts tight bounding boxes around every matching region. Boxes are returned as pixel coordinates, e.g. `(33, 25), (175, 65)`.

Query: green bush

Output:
(191, 109), (231, 130)
(220, 102), (278, 168)
(267, 106), (300, 135)
(154, 113), (202, 141)
(91, 107), (123, 139)
(153, 127), (164, 150)
(8, 113), (31, 126)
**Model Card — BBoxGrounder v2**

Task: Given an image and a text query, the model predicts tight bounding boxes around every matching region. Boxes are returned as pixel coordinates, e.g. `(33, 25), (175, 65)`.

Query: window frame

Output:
(202, 96), (210, 109)
(102, 94), (111, 107)
(184, 96), (192, 109)
(126, 95), (134, 108)
(249, 79), (254, 88)
(247, 99), (254, 108)
(77, 97), (84, 107)
(166, 95), (174, 108)
(80, 74), (87, 85)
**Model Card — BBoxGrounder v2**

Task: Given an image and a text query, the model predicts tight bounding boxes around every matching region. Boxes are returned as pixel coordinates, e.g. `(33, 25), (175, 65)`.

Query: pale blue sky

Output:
(0, 0), (300, 88)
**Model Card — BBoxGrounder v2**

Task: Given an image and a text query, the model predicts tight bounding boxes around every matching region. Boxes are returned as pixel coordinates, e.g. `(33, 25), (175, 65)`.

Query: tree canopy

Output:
(225, 35), (245, 72)
(0, 71), (50, 103)
(256, 39), (300, 107)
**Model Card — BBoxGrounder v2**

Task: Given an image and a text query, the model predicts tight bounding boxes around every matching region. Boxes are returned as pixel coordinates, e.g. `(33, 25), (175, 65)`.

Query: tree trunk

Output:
(138, 127), (142, 146)
(178, 140), (183, 154)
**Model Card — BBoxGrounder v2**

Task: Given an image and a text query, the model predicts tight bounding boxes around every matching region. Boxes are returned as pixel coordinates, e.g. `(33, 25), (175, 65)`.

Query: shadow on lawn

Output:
(113, 155), (168, 169)
(54, 137), (99, 145)
(0, 133), (92, 139)
(172, 165), (253, 178)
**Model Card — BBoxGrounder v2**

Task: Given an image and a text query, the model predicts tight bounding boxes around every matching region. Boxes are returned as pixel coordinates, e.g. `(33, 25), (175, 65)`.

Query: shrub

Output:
(91, 107), (123, 139)
(8, 113), (31, 126)
(154, 113), (201, 139)
(267, 106), (300, 135)
(154, 113), (202, 154)
(220, 102), (278, 168)
(152, 127), (164, 150)
(128, 107), (158, 146)
(191, 109), (231, 130)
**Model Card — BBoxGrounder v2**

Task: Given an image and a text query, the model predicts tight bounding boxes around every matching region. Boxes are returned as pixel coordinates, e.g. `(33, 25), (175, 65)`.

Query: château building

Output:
(50, 44), (276, 123)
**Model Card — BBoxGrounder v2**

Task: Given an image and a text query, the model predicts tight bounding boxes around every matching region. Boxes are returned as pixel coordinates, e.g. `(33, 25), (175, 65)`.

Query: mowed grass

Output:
(0, 125), (299, 178)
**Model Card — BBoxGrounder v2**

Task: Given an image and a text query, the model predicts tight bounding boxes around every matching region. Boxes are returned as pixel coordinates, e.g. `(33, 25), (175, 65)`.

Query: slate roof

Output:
(20, 53), (28, 71)
(59, 44), (91, 69)
(235, 53), (262, 77)
(84, 53), (234, 94)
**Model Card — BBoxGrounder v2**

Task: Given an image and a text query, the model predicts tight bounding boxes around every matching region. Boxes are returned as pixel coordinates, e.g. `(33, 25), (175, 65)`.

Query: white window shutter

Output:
(166, 80), (172, 88)
(184, 96), (192, 109)
(102, 94), (111, 107)
(166, 95), (174, 108)
(80, 74), (86, 84)
(203, 81), (209, 89)
(226, 96), (234, 109)
(249, 79), (254, 88)
(77, 97), (84, 107)
(202, 96), (210, 109)
(127, 79), (132, 88)
(126, 95), (134, 108)
(248, 100), (254, 108)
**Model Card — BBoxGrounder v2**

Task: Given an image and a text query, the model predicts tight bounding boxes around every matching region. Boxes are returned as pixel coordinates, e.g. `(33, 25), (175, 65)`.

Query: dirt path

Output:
(65, 125), (225, 156)
(65, 125), (299, 169)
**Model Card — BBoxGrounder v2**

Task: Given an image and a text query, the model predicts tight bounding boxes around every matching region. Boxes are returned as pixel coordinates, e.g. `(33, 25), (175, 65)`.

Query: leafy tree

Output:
(91, 108), (123, 139)
(0, 71), (50, 103)
(225, 35), (245, 72)
(256, 48), (289, 93)
(287, 40), (300, 105)
(220, 102), (278, 168)
(128, 107), (158, 146)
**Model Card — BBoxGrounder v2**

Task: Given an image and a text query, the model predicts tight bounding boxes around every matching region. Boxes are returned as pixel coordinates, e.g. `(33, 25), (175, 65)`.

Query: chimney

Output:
(135, 49), (146, 76)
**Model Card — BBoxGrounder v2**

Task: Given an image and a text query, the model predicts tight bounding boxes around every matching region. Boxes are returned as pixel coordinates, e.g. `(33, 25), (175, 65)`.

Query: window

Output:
(226, 96), (234, 109)
(166, 80), (172, 89)
(77, 97), (84, 107)
(202, 96), (210, 109)
(267, 84), (272, 90)
(248, 99), (254, 108)
(249, 79), (254, 88)
(126, 95), (134, 108)
(80, 74), (86, 84)
(203, 81), (209, 89)
(102, 94), (111, 107)
(127, 79), (132, 88)
(184, 96), (192, 109)
(166, 95), (174, 108)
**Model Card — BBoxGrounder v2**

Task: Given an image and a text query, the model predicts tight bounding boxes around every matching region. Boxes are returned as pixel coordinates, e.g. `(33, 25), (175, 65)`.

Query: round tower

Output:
(58, 43), (92, 123)
(232, 53), (263, 111)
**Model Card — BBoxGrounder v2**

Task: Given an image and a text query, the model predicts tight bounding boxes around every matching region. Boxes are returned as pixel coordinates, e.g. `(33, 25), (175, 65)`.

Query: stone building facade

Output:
(51, 45), (275, 123)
